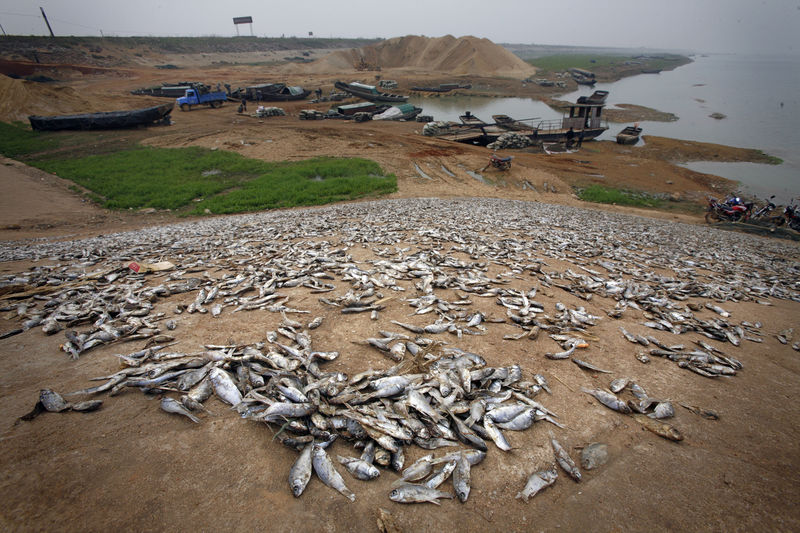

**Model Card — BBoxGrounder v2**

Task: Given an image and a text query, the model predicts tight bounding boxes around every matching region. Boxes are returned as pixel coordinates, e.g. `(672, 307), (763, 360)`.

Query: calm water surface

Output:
(410, 54), (800, 200)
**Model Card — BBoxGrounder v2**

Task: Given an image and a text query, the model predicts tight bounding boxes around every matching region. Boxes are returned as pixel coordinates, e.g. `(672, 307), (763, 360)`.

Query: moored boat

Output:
(28, 103), (174, 131)
(334, 80), (408, 102)
(616, 125), (643, 144)
(423, 90), (609, 146)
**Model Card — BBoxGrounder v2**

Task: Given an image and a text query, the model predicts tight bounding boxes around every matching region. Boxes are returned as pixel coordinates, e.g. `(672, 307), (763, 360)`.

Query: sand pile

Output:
(0, 75), (99, 122)
(294, 35), (537, 78)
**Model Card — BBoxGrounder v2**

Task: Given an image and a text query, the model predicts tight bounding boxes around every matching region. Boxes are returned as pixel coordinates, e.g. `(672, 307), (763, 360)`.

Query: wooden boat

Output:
(372, 104), (423, 121)
(459, 111), (487, 126)
(258, 85), (310, 101)
(334, 81), (408, 102)
(130, 82), (202, 97)
(616, 125), (642, 145)
(427, 90), (609, 146)
(28, 103), (174, 131)
(410, 83), (471, 92)
(492, 114), (531, 131)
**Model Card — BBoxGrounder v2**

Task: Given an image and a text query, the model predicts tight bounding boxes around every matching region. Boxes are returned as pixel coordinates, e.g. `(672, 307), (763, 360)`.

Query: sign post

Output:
(233, 16), (253, 36)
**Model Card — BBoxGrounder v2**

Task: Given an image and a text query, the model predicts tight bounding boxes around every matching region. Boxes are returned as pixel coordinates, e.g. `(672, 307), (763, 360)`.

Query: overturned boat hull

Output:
(29, 103), (174, 131)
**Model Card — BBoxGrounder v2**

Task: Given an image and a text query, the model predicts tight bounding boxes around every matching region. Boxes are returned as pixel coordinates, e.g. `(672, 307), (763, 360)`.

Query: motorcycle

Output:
(750, 195), (777, 220)
(779, 201), (800, 231)
(705, 196), (753, 223)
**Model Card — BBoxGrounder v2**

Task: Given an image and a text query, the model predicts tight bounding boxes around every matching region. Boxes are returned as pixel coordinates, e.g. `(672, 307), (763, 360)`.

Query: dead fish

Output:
(160, 397), (200, 423)
(648, 401), (675, 419)
(633, 414), (684, 442)
(581, 387), (632, 414)
(679, 403), (719, 420)
(516, 465), (558, 502)
(392, 453), (434, 486)
(337, 455), (381, 481)
(550, 433), (581, 482)
(208, 367), (243, 406)
(289, 442), (314, 497)
(40, 389), (70, 412)
(483, 416), (512, 451)
(609, 377), (629, 393)
(424, 459), (457, 489)
(452, 454), (471, 503)
(388, 484), (453, 505)
(545, 344), (575, 360)
(571, 357), (612, 374)
(312, 443), (355, 502)
(71, 400), (103, 412)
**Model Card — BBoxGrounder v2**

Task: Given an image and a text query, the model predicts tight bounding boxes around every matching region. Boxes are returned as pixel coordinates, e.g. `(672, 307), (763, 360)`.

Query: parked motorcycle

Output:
(750, 195), (777, 220)
(779, 200), (800, 231)
(705, 196), (753, 223)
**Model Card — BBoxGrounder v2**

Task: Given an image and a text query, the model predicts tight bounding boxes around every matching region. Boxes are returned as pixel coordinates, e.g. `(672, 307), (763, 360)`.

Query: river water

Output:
(408, 54), (800, 201)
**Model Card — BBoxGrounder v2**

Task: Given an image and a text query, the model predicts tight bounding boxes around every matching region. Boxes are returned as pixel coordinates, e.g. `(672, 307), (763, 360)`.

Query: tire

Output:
(180, 103), (190, 112)
(210, 100), (223, 108)
(705, 210), (720, 223)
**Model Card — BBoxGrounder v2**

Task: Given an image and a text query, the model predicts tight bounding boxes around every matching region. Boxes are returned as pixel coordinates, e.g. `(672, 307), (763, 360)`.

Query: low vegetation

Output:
(0, 122), (58, 158)
(528, 53), (691, 76)
(0, 122), (396, 214)
(576, 184), (665, 208)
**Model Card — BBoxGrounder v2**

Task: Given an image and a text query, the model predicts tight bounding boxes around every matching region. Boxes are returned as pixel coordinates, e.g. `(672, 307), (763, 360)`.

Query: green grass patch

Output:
(528, 53), (689, 74)
(0, 122), (59, 157)
(577, 184), (665, 208)
(28, 145), (395, 213)
(192, 157), (396, 215)
(756, 151), (783, 165)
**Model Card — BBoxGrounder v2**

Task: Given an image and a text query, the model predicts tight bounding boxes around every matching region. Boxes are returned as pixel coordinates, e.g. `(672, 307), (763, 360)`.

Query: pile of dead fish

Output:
(2, 197), (799, 503)
(49, 323), (561, 503)
(487, 132), (533, 150)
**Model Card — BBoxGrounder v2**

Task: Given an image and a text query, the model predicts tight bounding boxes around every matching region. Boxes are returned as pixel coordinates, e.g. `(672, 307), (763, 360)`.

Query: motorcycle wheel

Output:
(705, 211), (721, 223)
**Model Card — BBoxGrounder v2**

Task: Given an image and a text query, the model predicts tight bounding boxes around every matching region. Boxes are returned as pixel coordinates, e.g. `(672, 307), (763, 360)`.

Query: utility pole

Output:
(40, 7), (55, 37)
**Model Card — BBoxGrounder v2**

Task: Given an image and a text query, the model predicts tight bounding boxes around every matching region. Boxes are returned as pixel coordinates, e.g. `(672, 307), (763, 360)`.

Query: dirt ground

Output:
(1, 41), (799, 533)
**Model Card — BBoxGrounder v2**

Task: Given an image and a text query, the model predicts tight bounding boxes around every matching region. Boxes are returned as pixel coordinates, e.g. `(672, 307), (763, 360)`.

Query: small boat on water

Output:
(334, 81), (408, 102)
(28, 103), (174, 131)
(616, 125), (643, 145)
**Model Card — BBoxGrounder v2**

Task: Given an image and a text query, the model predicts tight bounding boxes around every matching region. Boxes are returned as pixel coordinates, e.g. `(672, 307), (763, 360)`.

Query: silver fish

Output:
(424, 459), (457, 489)
(581, 387), (632, 414)
(312, 443), (355, 501)
(337, 455), (381, 481)
(207, 367), (242, 406)
(516, 465), (558, 502)
(160, 397), (200, 423)
(288, 442), (313, 497)
(648, 401), (675, 419)
(483, 416), (512, 451)
(453, 454), (471, 503)
(39, 389), (70, 412)
(388, 484), (453, 505)
(392, 453), (434, 486)
(551, 433), (581, 482)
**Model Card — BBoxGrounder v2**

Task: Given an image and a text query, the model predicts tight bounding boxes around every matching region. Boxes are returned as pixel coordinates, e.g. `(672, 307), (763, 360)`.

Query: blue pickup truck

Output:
(176, 88), (227, 111)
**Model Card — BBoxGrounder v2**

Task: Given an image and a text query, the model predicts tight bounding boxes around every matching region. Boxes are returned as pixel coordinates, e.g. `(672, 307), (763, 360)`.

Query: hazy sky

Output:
(2, 0), (799, 55)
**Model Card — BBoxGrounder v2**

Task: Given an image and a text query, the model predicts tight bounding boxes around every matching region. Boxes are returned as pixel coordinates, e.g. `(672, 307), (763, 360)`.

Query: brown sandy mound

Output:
(0, 75), (100, 122)
(295, 35), (537, 78)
